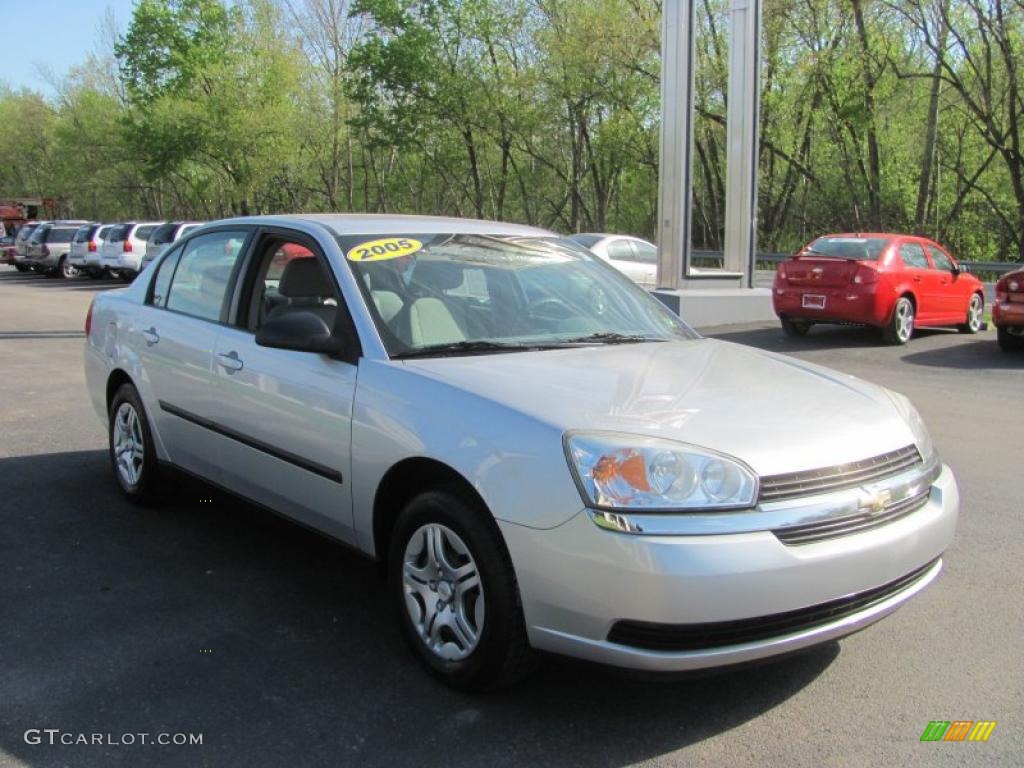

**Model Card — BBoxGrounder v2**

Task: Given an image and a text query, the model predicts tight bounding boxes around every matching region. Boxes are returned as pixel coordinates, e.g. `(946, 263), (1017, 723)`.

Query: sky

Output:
(1, 0), (138, 96)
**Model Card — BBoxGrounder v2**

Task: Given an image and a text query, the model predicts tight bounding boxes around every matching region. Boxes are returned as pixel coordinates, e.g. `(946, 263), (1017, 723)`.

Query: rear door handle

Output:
(141, 327), (159, 346)
(217, 351), (244, 373)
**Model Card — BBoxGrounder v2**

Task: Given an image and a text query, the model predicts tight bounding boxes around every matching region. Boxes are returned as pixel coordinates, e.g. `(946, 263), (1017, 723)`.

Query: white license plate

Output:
(802, 294), (826, 309)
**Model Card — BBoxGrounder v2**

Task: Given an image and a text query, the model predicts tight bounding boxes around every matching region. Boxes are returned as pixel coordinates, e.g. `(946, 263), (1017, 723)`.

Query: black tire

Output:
(89, 268), (107, 280)
(780, 318), (811, 337)
(883, 296), (915, 345)
(958, 292), (984, 334)
(14, 263), (29, 272)
(997, 327), (1024, 353)
(389, 487), (535, 690)
(119, 271), (134, 283)
(108, 383), (163, 504)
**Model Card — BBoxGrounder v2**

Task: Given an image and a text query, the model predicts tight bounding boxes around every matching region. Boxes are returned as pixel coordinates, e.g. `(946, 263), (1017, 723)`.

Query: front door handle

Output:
(217, 351), (244, 373)
(913, 276), (922, 283)
(141, 327), (159, 346)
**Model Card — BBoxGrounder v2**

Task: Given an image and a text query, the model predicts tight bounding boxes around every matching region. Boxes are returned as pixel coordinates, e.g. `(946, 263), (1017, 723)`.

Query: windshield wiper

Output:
(391, 340), (555, 359)
(557, 332), (663, 345)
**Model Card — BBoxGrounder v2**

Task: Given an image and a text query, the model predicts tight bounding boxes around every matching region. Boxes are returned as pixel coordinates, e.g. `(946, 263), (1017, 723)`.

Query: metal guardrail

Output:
(689, 250), (1021, 276)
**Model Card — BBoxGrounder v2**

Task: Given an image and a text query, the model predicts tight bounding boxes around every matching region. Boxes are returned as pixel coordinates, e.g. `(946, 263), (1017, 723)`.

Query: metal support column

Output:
(722, 0), (762, 287)
(655, 0), (696, 290)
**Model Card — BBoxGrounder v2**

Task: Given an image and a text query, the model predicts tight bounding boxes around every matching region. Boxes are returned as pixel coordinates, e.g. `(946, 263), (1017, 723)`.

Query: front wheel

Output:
(997, 326), (1024, 353)
(780, 318), (811, 337)
(959, 293), (984, 334)
(389, 488), (534, 690)
(883, 297), (915, 345)
(108, 383), (163, 504)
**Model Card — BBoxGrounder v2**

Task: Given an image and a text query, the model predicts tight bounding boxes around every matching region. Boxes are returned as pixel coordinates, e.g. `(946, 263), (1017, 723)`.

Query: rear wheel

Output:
(60, 256), (78, 279)
(959, 293), (984, 334)
(997, 326), (1024, 353)
(14, 263), (29, 272)
(108, 383), (163, 504)
(883, 297), (915, 345)
(389, 487), (534, 690)
(780, 318), (811, 337)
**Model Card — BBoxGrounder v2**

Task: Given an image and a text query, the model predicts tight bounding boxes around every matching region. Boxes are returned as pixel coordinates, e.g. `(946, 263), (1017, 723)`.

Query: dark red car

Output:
(993, 268), (1024, 352)
(773, 233), (985, 344)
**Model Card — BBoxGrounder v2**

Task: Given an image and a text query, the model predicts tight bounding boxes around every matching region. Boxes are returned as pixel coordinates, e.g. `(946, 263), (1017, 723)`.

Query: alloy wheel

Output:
(402, 523), (485, 661)
(112, 402), (145, 487)
(895, 299), (914, 343)
(968, 294), (983, 332)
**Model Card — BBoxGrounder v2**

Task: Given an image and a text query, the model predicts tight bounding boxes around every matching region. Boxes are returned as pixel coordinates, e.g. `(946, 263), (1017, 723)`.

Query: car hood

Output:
(399, 338), (916, 476)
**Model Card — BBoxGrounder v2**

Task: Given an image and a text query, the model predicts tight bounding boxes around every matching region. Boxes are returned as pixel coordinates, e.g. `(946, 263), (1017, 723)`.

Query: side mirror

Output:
(255, 311), (345, 355)
(952, 263), (967, 275)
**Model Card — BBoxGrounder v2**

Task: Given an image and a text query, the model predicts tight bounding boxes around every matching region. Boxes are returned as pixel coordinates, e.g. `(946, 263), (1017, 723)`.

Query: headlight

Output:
(564, 432), (758, 511)
(884, 389), (936, 462)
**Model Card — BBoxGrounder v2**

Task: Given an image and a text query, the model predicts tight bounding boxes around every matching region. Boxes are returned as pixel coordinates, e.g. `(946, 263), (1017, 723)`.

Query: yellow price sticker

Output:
(346, 237), (423, 262)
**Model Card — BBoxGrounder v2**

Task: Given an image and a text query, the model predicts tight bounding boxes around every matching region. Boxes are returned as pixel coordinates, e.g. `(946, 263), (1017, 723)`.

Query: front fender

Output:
(350, 359), (583, 553)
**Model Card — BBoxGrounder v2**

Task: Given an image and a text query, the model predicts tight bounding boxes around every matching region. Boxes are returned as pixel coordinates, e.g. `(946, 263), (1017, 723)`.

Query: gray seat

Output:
(395, 261), (468, 346)
(267, 258), (337, 329)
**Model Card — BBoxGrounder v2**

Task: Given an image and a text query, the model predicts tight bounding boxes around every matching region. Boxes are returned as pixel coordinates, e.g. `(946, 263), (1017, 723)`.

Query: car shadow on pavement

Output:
(899, 338), (1023, 369)
(0, 450), (837, 768)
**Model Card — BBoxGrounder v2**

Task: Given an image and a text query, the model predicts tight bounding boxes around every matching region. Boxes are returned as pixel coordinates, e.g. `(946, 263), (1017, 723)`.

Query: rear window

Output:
(106, 226), (127, 242)
(569, 234), (602, 249)
(135, 225), (158, 241)
(44, 227), (79, 244)
(73, 225), (92, 243)
(98, 226), (112, 239)
(806, 236), (889, 261)
(149, 223), (177, 245)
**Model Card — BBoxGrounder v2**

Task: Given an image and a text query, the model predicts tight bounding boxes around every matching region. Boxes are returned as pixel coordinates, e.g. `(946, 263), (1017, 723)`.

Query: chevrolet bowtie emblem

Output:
(862, 489), (892, 515)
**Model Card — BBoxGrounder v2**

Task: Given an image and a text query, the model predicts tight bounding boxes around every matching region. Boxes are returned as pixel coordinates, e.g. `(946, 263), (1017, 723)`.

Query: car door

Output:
(897, 240), (940, 322)
(134, 228), (253, 481)
(211, 229), (358, 545)
(926, 244), (965, 320)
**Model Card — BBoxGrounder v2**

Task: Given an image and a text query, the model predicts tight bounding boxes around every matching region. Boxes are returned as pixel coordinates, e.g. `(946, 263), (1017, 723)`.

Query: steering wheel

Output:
(526, 296), (574, 320)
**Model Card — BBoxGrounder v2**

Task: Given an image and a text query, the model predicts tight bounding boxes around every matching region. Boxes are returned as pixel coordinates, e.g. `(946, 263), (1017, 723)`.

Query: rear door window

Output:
(633, 241), (658, 264)
(165, 230), (249, 322)
(150, 245), (185, 308)
(45, 228), (79, 244)
(106, 226), (127, 242)
(900, 242), (929, 269)
(606, 239), (637, 262)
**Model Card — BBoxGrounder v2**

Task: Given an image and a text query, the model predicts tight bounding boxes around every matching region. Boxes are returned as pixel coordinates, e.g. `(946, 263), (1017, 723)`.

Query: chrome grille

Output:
(758, 445), (922, 502)
(772, 488), (931, 545)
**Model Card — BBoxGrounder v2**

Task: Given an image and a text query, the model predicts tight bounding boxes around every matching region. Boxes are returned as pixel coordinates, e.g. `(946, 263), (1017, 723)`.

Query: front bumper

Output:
(500, 463), (957, 672)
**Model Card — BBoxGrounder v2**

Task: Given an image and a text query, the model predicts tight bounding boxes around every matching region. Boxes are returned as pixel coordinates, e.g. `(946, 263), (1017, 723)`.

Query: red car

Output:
(773, 233), (985, 344)
(993, 267), (1024, 352)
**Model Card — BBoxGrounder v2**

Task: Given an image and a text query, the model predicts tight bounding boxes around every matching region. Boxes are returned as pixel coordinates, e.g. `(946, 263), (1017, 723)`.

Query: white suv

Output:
(69, 223), (115, 278)
(101, 222), (163, 281)
(142, 221), (204, 270)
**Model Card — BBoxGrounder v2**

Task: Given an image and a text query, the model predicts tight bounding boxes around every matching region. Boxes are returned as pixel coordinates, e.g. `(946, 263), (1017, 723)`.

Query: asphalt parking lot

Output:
(1, 266), (1020, 768)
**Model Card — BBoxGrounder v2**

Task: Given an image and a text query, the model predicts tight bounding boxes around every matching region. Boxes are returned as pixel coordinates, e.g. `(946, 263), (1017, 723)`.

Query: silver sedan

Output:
(84, 214), (958, 689)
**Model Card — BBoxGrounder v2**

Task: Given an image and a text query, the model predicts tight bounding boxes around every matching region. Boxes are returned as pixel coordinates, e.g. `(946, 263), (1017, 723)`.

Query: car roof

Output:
(209, 213), (555, 238)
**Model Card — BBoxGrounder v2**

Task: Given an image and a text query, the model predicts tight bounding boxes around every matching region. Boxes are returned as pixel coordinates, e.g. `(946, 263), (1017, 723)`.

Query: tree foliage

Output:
(0, 0), (1021, 263)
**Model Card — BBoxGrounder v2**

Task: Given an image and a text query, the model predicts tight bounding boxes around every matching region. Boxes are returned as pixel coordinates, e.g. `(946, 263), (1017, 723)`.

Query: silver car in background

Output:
(12, 223), (39, 272)
(568, 233), (658, 288)
(84, 214), (958, 690)
(100, 221), (162, 281)
(69, 223), (115, 278)
(24, 220), (89, 277)
(141, 221), (204, 271)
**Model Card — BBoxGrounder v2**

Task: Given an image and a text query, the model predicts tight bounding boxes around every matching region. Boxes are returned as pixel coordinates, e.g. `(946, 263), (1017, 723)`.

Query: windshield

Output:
(339, 233), (696, 357)
(805, 236), (890, 261)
